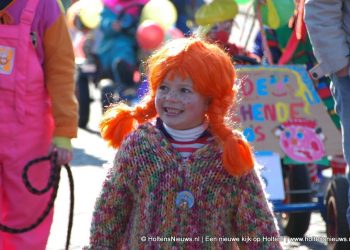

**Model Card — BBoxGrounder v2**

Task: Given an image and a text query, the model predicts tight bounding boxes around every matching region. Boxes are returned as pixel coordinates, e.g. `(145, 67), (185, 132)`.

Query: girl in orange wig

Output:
(86, 37), (281, 249)
(101, 37), (254, 175)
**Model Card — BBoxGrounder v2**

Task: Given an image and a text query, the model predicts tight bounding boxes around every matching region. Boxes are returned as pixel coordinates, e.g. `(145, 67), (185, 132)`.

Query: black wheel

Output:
(326, 176), (350, 250)
(281, 164), (312, 237)
(76, 71), (91, 128)
(100, 79), (118, 112)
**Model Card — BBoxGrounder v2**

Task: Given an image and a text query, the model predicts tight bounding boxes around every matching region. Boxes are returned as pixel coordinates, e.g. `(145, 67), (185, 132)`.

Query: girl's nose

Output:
(165, 90), (180, 102)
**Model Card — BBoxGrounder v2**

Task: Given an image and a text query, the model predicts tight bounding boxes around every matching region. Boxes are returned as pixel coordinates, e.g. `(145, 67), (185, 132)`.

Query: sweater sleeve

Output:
(86, 138), (134, 249)
(43, 10), (78, 138)
(304, 0), (349, 75)
(233, 169), (282, 250)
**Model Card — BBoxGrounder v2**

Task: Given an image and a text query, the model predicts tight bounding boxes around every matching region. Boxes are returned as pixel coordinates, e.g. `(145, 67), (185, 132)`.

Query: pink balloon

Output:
(136, 21), (165, 51)
(166, 27), (184, 39)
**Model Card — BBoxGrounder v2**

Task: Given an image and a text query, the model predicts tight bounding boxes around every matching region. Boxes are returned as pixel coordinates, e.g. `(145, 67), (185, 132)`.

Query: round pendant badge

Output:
(175, 191), (194, 209)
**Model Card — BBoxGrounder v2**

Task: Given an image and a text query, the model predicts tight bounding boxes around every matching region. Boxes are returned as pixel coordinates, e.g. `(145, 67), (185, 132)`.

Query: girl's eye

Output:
(158, 85), (168, 91)
(181, 88), (192, 93)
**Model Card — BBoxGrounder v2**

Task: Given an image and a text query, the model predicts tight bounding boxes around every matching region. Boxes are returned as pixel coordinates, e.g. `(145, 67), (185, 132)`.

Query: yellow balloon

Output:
(140, 0), (177, 30)
(79, 0), (102, 29)
(195, 0), (238, 26)
(66, 1), (83, 29)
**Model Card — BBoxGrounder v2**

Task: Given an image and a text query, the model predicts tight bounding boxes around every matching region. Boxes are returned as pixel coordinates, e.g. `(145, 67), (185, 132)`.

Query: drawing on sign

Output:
(274, 119), (325, 162)
(234, 65), (342, 162)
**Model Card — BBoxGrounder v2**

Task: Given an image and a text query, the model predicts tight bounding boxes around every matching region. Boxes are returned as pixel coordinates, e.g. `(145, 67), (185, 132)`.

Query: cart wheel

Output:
(77, 72), (91, 128)
(326, 176), (350, 250)
(282, 164), (312, 237)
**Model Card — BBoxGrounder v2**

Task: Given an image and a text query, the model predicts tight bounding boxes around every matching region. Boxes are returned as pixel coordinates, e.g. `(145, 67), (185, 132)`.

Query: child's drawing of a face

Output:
(155, 74), (208, 130)
(275, 120), (325, 162)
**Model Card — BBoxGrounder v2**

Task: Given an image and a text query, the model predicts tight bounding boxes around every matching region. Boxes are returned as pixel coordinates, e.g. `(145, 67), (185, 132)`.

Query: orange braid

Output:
(100, 100), (157, 148)
(208, 97), (254, 176)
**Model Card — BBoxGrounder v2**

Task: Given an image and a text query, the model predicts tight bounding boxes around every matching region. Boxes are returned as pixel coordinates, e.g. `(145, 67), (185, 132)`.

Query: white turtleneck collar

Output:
(163, 121), (209, 142)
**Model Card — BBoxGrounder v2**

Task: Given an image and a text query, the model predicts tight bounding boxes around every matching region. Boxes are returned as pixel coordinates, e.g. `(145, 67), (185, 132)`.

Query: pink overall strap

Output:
(20, 0), (41, 26)
(15, 0), (41, 123)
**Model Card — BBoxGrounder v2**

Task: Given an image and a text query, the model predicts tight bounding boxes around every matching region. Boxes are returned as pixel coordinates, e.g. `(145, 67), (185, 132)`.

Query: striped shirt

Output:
(167, 136), (214, 158)
(156, 118), (213, 158)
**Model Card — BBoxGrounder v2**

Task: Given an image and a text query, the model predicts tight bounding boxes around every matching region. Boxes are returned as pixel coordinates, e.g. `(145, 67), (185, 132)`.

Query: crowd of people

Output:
(0, 0), (349, 249)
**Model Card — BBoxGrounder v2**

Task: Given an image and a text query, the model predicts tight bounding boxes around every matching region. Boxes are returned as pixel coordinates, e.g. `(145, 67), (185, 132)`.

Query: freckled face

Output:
(155, 74), (209, 130)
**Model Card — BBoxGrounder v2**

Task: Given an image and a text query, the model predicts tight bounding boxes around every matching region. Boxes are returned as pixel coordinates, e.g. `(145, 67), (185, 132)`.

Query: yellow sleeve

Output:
(43, 13), (78, 138)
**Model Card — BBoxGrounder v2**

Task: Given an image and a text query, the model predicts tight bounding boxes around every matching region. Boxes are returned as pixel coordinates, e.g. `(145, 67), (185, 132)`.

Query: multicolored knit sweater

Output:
(86, 122), (282, 250)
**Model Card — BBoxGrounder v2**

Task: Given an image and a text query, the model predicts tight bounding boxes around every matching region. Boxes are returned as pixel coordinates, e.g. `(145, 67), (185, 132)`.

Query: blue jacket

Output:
(97, 6), (138, 70)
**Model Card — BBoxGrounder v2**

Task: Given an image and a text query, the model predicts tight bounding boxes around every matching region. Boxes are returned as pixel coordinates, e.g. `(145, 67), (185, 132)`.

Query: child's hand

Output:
(50, 145), (73, 166)
(50, 137), (73, 166)
(112, 21), (121, 31)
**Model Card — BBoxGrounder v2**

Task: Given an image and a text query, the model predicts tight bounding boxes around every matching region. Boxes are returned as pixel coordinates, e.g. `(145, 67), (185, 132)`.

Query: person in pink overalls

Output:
(0, 0), (77, 249)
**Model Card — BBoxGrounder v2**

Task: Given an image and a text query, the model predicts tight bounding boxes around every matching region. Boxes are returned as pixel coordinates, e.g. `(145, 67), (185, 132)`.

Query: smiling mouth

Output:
(164, 107), (183, 116)
(296, 149), (312, 160)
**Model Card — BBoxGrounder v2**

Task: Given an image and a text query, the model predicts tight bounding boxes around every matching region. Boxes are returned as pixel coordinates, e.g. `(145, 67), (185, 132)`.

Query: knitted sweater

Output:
(86, 122), (282, 250)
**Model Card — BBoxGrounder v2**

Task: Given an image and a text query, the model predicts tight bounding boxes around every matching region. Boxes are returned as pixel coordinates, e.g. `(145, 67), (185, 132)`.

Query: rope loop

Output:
(0, 153), (74, 250)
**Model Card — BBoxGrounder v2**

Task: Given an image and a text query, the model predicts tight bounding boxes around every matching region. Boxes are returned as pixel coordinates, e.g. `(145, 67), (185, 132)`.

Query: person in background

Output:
(304, 0), (350, 227)
(252, 25), (315, 67)
(169, 0), (205, 35)
(170, 0), (192, 35)
(205, 19), (260, 64)
(97, 0), (147, 104)
(252, 27), (282, 64)
(0, 0), (77, 249)
(85, 37), (281, 249)
(195, 0), (260, 65)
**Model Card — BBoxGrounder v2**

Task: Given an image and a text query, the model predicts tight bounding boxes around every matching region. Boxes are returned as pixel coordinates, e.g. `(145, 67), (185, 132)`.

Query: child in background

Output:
(195, 0), (260, 65)
(85, 37), (281, 249)
(0, 0), (77, 249)
(205, 19), (259, 64)
(97, 0), (147, 103)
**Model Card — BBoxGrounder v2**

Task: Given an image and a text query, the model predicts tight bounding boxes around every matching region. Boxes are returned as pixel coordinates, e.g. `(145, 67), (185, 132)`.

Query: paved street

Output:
(46, 90), (328, 250)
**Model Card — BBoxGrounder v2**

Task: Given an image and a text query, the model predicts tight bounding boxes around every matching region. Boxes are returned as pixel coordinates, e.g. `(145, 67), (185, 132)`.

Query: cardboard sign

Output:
(255, 151), (285, 201)
(234, 65), (342, 164)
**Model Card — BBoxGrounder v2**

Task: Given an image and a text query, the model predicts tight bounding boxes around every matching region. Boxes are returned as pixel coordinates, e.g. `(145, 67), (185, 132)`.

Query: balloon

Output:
(136, 20), (165, 51)
(257, 0), (295, 29)
(195, 0), (238, 26)
(79, 0), (103, 29)
(140, 0), (177, 30)
(66, 1), (82, 29)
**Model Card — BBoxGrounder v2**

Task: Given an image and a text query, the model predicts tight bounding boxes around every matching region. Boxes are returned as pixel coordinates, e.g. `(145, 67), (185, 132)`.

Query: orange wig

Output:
(100, 37), (254, 176)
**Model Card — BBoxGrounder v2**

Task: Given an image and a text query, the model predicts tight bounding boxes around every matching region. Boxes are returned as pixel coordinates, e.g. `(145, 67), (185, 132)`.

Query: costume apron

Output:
(0, 0), (55, 249)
